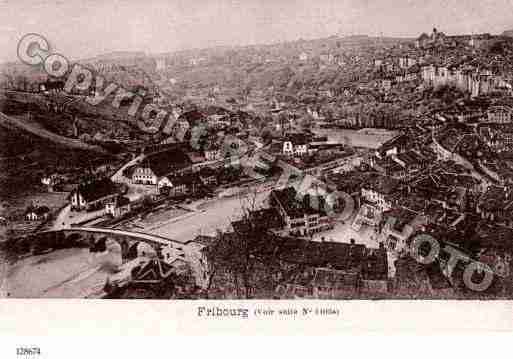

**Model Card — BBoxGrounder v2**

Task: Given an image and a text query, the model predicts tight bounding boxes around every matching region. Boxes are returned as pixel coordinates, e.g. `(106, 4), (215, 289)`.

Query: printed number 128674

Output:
(16, 348), (41, 356)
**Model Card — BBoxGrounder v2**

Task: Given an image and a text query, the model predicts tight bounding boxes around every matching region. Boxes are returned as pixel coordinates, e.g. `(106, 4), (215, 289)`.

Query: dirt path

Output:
(0, 111), (107, 154)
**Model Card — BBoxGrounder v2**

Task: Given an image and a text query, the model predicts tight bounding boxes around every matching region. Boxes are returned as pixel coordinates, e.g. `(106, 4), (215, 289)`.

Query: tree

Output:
(203, 191), (301, 298)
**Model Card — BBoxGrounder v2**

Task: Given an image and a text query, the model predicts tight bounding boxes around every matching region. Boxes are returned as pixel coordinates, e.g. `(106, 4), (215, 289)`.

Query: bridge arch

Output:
(37, 227), (177, 264)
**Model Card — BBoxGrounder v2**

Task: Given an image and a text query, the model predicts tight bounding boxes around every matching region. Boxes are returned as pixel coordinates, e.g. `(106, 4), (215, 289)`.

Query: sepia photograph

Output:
(2, 1), (513, 338)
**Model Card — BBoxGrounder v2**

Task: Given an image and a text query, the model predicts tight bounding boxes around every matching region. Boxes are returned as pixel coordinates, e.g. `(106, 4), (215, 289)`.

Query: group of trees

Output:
(203, 194), (302, 299)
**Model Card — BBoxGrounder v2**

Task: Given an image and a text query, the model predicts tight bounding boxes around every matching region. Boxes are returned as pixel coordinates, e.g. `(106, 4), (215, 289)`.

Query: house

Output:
(69, 178), (120, 211)
(275, 237), (388, 298)
(369, 156), (406, 179)
(307, 106), (323, 120)
(231, 208), (285, 234)
(382, 79), (392, 92)
(204, 144), (222, 161)
(39, 80), (65, 93)
(416, 28), (447, 48)
(475, 225), (513, 279)
(389, 150), (426, 178)
(269, 187), (335, 237)
(360, 279), (389, 296)
(476, 186), (513, 224)
(479, 125), (513, 153)
(282, 133), (309, 157)
(431, 28), (447, 45)
(308, 142), (346, 154)
(411, 171), (469, 213)
(198, 167), (218, 186)
(352, 203), (382, 231)
(380, 207), (426, 253)
(187, 152), (207, 170)
(41, 174), (65, 192)
(158, 173), (203, 197)
(177, 110), (205, 129)
(105, 196), (131, 218)
(156, 58), (166, 71)
(195, 232), (388, 298)
(131, 149), (192, 185)
(376, 134), (410, 158)
(309, 268), (360, 299)
(487, 106), (512, 124)
(399, 57), (417, 69)
(321, 267), (362, 294)
(131, 165), (158, 185)
(25, 205), (50, 221)
(206, 114), (230, 129)
(469, 33), (492, 48)
(361, 175), (401, 212)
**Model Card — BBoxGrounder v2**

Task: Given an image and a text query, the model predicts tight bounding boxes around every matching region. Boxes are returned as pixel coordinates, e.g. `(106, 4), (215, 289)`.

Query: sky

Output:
(1, 0), (513, 63)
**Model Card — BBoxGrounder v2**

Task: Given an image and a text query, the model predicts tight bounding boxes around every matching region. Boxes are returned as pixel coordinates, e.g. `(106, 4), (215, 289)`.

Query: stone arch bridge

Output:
(20, 227), (185, 263)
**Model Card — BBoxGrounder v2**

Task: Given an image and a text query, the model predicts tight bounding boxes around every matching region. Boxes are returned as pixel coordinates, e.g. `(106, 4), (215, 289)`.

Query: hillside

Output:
(0, 111), (107, 154)
(0, 122), (113, 200)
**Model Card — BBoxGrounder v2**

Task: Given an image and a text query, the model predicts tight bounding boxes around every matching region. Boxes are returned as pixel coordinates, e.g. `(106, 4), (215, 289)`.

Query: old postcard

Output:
(1, 0), (513, 338)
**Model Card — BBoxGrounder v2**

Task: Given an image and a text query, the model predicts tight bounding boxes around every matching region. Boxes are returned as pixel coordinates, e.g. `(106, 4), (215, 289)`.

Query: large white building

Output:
(270, 187), (335, 237)
(282, 134), (309, 157)
(156, 58), (166, 71)
(421, 64), (494, 97)
(361, 176), (401, 213)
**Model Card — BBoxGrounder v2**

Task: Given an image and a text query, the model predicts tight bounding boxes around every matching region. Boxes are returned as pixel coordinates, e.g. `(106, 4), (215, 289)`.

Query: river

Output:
(0, 241), (122, 298)
(0, 128), (398, 298)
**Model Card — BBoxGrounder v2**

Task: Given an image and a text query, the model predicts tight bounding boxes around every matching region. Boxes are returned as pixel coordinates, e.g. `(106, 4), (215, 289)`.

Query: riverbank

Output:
(312, 128), (398, 149)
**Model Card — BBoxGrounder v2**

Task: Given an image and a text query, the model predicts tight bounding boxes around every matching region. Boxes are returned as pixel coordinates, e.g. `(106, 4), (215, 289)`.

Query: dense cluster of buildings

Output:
(421, 65), (500, 97)
(415, 28), (493, 50)
(173, 233), (389, 299)
(320, 111), (513, 296)
(10, 25), (513, 300)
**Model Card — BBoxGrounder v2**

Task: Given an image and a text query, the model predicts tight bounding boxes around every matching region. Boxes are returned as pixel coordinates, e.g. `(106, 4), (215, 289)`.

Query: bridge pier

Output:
(119, 239), (130, 264)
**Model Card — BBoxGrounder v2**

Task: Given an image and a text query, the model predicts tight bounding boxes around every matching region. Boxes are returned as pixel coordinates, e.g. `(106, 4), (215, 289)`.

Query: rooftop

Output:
(231, 208), (285, 233)
(363, 175), (402, 195)
(141, 149), (192, 177)
(270, 187), (328, 218)
(74, 177), (119, 203)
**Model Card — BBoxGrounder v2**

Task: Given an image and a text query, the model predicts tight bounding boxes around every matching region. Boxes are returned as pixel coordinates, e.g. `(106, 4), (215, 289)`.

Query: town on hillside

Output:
(3, 21), (513, 300)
